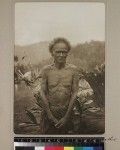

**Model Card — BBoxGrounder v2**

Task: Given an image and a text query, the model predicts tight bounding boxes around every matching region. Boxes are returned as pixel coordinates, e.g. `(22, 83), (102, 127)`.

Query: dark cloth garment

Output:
(50, 104), (68, 120)
(39, 106), (74, 134)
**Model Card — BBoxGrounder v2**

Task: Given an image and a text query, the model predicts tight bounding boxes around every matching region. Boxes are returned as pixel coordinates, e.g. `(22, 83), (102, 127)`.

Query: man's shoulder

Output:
(41, 64), (54, 73)
(66, 63), (78, 71)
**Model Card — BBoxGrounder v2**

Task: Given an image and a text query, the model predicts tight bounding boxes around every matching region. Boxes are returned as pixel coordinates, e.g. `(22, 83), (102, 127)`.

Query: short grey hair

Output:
(49, 37), (71, 53)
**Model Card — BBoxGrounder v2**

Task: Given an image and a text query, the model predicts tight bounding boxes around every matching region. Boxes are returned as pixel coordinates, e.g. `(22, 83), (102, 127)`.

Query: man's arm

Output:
(40, 68), (58, 124)
(65, 71), (79, 118)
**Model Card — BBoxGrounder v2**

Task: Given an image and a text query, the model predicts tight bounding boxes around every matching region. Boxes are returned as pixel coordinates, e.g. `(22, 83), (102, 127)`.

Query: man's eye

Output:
(55, 49), (67, 52)
(57, 51), (67, 53)
(58, 52), (67, 54)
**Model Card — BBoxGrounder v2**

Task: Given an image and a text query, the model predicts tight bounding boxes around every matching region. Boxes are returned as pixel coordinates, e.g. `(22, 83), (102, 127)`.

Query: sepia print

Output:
(14, 2), (105, 134)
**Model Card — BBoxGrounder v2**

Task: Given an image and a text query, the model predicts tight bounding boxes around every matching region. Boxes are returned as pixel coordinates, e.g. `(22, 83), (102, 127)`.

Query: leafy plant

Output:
(25, 109), (37, 125)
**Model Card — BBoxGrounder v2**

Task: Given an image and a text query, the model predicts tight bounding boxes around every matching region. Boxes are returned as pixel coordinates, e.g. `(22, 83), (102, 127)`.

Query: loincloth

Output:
(39, 105), (74, 134)
(50, 105), (68, 120)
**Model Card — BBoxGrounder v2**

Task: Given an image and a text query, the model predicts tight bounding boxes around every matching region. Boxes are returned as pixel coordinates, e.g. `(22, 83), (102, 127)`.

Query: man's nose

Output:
(60, 52), (63, 56)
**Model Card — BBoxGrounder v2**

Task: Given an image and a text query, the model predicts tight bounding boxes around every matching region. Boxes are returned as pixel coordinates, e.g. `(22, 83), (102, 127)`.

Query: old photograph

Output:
(14, 2), (105, 134)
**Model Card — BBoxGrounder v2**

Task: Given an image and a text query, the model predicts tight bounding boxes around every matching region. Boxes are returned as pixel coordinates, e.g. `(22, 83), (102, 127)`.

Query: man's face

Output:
(52, 42), (69, 64)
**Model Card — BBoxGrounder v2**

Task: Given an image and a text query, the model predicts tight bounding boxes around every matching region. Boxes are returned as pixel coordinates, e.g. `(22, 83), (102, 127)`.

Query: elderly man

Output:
(38, 37), (79, 134)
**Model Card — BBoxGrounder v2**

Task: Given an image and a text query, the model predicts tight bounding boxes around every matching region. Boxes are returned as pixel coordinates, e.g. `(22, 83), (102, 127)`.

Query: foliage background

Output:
(14, 40), (105, 134)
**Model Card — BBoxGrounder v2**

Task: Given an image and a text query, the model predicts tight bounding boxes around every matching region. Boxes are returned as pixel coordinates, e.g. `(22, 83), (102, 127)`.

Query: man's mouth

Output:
(58, 58), (65, 61)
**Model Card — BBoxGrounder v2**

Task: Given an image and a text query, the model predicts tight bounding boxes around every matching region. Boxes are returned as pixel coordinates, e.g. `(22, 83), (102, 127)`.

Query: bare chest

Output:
(47, 69), (73, 88)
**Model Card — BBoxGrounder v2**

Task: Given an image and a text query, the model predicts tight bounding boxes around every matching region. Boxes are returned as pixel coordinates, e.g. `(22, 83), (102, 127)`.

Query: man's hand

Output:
(48, 114), (58, 125)
(55, 116), (68, 128)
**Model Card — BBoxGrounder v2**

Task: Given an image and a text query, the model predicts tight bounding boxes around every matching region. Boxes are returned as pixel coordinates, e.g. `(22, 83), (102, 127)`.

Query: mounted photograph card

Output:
(14, 2), (105, 135)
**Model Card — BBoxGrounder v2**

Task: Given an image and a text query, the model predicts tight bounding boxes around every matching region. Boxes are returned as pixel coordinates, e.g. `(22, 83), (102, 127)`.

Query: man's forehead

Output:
(53, 42), (68, 50)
